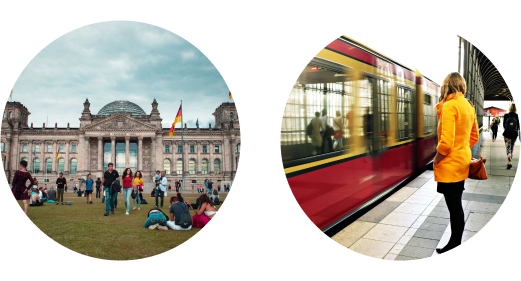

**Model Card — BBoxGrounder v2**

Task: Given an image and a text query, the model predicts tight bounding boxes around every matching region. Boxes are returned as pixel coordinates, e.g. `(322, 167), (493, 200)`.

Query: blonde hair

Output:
(440, 72), (467, 102)
(509, 103), (516, 113)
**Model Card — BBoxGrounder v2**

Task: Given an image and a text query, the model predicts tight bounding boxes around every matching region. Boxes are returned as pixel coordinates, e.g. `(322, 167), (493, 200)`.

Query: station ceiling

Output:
(478, 49), (512, 101)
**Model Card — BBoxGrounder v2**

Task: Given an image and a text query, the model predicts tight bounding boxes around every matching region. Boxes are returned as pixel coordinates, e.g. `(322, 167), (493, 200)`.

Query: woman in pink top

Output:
(122, 168), (134, 215)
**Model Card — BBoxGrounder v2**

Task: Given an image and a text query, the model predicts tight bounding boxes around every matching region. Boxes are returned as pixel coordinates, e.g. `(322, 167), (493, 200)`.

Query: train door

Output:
(372, 78), (391, 192)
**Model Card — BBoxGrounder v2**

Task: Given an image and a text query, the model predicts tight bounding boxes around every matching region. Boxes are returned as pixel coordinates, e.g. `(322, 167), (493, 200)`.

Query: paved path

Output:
(332, 128), (518, 260)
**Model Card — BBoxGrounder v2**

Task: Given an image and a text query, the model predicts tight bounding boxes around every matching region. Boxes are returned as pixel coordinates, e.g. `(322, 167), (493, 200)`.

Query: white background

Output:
(1, 0), (519, 280)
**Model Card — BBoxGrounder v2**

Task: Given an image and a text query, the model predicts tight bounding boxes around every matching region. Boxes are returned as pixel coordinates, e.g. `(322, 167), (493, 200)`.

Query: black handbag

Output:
(131, 190), (137, 199)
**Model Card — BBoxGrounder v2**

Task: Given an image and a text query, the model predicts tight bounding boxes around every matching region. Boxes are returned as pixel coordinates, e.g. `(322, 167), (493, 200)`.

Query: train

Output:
(281, 35), (440, 232)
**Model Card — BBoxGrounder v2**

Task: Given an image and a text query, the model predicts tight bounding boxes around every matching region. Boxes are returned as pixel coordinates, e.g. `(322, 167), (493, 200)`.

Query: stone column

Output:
(125, 136), (130, 168)
(65, 141), (70, 173)
(27, 141), (33, 173)
(209, 142), (214, 174)
(196, 141), (201, 174)
(98, 137), (103, 171)
(150, 136), (155, 173)
(4, 136), (10, 173)
(110, 136), (116, 166)
(85, 136), (90, 172)
(171, 141), (175, 175)
(231, 138), (236, 176)
(52, 140), (57, 173)
(40, 141), (45, 174)
(137, 137), (143, 171)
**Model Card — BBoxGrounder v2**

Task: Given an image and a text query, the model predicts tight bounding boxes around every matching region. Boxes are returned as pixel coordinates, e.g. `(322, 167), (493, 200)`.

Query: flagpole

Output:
(181, 100), (185, 191)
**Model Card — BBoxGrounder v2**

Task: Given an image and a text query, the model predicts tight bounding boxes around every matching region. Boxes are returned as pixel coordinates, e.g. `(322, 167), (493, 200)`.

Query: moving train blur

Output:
(281, 36), (440, 232)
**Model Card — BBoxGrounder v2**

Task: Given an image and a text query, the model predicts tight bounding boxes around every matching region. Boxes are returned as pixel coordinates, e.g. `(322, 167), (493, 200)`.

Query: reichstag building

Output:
(2, 99), (240, 188)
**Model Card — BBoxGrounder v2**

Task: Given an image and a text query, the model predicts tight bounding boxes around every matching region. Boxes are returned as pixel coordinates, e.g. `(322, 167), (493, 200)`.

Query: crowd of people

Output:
(11, 160), (226, 231)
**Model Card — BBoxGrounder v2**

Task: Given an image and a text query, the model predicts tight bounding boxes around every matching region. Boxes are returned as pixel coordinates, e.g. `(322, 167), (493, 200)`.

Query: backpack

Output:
(213, 196), (220, 205)
(505, 115), (518, 134)
(178, 203), (192, 228)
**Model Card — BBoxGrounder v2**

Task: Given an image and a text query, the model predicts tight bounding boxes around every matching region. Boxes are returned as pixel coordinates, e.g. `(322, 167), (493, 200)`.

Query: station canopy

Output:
(478, 48), (512, 101)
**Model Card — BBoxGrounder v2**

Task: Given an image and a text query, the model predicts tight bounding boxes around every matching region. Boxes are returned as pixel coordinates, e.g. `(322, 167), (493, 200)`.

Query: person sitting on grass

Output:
(166, 195), (192, 230)
(192, 194), (217, 228)
(47, 187), (57, 202)
(210, 189), (220, 205)
(144, 208), (168, 230)
(30, 189), (44, 206)
(39, 187), (48, 202)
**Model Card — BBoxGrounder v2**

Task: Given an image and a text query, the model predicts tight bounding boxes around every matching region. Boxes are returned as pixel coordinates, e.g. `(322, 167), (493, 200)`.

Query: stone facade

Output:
(2, 99), (240, 190)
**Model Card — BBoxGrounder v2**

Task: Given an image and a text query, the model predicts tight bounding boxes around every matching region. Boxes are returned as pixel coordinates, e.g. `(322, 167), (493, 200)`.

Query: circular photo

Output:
(3, 21), (240, 260)
(281, 35), (516, 260)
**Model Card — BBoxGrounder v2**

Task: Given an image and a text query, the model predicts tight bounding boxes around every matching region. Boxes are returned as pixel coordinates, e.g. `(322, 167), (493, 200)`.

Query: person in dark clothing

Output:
(56, 173), (66, 205)
(490, 116), (500, 142)
(320, 109), (334, 154)
(503, 104), (519, 169)
(101, 163), (120, 216)
(95, 178), (102, 198)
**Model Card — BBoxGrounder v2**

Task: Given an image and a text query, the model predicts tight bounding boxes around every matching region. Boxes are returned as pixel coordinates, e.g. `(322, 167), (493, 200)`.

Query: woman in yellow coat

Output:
(433, 72), (479, 254)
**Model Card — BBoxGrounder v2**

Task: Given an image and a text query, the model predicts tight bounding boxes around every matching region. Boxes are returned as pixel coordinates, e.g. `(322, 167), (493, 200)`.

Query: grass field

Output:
(19, 191), (226, 260)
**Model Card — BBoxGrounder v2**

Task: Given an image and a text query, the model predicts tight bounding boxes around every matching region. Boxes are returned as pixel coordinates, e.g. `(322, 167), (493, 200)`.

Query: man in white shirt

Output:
(155, 171), (168, 208)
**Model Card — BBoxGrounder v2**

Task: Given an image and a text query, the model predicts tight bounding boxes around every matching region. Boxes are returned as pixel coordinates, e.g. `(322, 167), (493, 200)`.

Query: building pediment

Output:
(83, 114), (158, 132)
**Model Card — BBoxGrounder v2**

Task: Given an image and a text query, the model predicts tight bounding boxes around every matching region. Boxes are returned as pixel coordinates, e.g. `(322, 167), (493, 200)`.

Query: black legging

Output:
(438, 181), (465, 250)
(95, 186), (101, 198)
(491, 126), (498, 139)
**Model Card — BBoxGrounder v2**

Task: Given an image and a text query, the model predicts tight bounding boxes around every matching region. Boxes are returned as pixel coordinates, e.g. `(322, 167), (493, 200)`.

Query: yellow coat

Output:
(434, 93), (479, 183)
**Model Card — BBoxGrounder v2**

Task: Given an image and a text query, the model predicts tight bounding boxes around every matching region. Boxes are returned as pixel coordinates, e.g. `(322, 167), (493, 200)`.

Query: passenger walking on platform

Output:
(308, 111), (324, 155)
(433, 72), (479, 254)
(490, 116), (500, 142)
(122, 168), (134, 215)
(11, 160), (35, 214)
(320, 109), (333, 154)
(133, 171), (143, 211)
(332, 110), (345, 150)
(502, 104), (519, 169)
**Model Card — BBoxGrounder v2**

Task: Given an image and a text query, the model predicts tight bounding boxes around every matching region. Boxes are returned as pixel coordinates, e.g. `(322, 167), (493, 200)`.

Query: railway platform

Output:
(332, 129), (518, 260)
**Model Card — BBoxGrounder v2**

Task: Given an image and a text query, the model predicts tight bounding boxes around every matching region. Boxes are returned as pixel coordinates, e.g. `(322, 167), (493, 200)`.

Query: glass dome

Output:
(97, 100), (147, 117)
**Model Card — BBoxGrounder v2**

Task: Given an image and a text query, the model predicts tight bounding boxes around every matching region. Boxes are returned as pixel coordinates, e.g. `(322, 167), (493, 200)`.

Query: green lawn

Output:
(20, 191), (226, 260)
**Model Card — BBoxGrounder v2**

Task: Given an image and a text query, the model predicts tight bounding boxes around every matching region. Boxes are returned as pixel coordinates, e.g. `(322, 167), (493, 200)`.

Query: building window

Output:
(215, 145), (220, 153)
(34, 145), (39, 153)
(165, 145), (170, 153)
(190, 145), (195, 153)
(235, 143), (241, 153)
(189, 159), (196, 174)
(9, 112), (13, 118)
(214, 159), (221, 174)
(47, 145), (52, 152)
(1, 142), (5, 152)
(3, 112), (5, 118)
(103, 142), (111, 169)
(22, 145), (27, 152)
(424, 93), (432, 134)
(397, 87), (413, 140)
(70, 159), (77, 174)
(176, 159), (183, 174)
(71, 145), (76, 153)
(34, 158), (40, 173)
(58, 158), (65, 173)
(230, 112), (234, 119)
(59, 145), (64, 152)
(203, 145), (207, 153)
(46, 158), (52, 173)
(164, 159), (171, 175)
(202, 159), (208, 174)
(21, 157), (28, 164)
(178, 145), (183, 153)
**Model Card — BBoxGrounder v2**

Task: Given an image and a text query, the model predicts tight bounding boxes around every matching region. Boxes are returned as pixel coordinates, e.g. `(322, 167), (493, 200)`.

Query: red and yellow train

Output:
(281, 36), (440, 232)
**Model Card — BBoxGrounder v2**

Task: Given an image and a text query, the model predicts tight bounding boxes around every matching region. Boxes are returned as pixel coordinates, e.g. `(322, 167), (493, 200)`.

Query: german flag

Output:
(169, 105), (182, 137)
(55, 149), (60, 162)
(229, 91), (232, 99)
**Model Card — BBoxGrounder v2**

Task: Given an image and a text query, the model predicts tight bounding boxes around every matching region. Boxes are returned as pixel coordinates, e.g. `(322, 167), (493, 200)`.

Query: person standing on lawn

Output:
(11, 160), (35, 215)
(56, 173), (66, 205)
(155, 171), (167, 208)
(101, 163), (120, 216)
(207, 179), (213, 195)
(95, 177), (102, 199)
(133, 171), (144, 211)
(84, 174), (94, 204)
(122, 168), (134, 215)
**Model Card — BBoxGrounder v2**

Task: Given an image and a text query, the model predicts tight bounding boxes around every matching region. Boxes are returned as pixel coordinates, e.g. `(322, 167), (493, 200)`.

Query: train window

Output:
(358, 78), (373, 141)
(377, 80), (390, 148)
(423, 93), (433, 134)
(281, 64), (353, 163)
(397, 87), (412, 140)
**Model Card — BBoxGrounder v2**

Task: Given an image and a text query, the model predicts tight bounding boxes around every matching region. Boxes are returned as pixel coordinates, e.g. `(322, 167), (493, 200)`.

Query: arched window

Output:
(176, 159), (183, 175)
(46, 158), (52, 173)
(70, 159), (77, 174)
(235, 143), (241, 153)
(9, 111), (13, 118)
(164, 159), (171, 175)
(21, 157), (28, 165)
(58, 158), (65, 173)
(202, 159), (208, 174)
(189, 159), (196, 174)
(214, 159), (221, 174)
(1, 142), (5, 152)
(34, 158), (40, 173)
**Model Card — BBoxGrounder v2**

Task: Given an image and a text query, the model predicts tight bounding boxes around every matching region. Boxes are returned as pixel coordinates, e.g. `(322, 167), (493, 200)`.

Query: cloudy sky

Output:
(12, 21), (231, 128)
